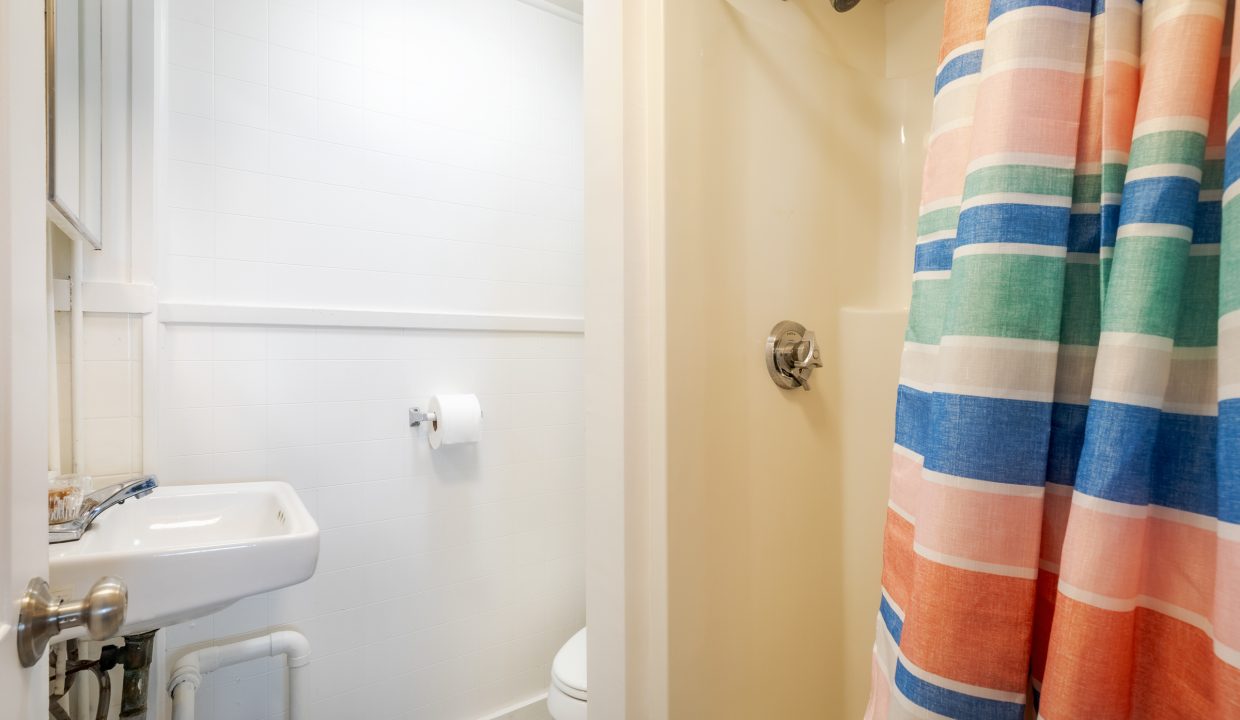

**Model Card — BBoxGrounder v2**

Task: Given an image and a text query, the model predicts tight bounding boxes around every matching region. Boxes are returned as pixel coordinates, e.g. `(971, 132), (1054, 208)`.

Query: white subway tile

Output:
(267, 133), (320, 181)
(214, 167), (271, 217)
(269, 1), (316, 53)
(317, 0), (362, 27)
(215, 30), (269, 84)
(265, 446), (320, 490)
(85, 418), (134, 476)
(159, 452), (215, 485)
(166, 360), (214, 408)
(266, 360), (317, 404)
(215, 260), (271, 305)
(168, 65), (214, 118)
(214, 121), (269, 173)
(315, 58), (364, 107)
(168, 0), (213, 26)
(167, 208), (216, 258)
(315, 100), (365, 145)
(268, 89), (317, 137)
(268, 176), (320, 223)
(169, 19), (214, 72)
(215, 0), (268, 40)
(316, 20), (363, 65)
(215, 77), (269, 128)
(167, 160), (216, 211)
(268, 46), (316, 95)
(163, 407), (215, 456)
(214, 213), (272, 262)
(213, 360), (268, 406)
(266, 328), (318, 360)
(266, 403), (317, 448)
(213, 405), (268, 452)
(83, 315), (132, 361)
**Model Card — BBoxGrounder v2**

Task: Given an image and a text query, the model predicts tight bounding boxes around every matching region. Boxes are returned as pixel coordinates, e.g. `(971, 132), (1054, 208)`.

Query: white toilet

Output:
(547, 628), (587, 720)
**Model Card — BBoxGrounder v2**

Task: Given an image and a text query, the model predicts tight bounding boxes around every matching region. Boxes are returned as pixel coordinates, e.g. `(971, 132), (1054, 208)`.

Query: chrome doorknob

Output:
(17, 576), (127, 667)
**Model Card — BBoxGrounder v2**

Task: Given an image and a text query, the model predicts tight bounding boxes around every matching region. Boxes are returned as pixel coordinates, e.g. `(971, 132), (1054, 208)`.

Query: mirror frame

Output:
(45, 0), (103, 250)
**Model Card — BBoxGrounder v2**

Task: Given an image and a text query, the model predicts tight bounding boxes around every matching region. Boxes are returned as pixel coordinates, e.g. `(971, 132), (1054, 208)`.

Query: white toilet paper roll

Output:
(427, 394), (482, 449)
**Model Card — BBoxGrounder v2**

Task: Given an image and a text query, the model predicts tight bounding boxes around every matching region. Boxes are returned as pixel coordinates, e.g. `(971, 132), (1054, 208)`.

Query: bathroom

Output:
(3, 0), (1238, 718)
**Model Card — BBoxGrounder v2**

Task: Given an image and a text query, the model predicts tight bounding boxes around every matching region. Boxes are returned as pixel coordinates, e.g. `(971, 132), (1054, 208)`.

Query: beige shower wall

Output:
(837, 2), (943, 718)
(662, 0), (940, 717)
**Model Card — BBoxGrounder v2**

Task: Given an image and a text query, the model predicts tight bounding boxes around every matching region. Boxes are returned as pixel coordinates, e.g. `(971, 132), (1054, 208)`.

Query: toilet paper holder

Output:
(408, 408), (438, 429)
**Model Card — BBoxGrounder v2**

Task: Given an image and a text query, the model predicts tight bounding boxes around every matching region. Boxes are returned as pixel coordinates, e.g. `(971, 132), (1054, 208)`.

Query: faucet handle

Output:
(82, 475), (158, 511)
(765, 321), (823, 392)
(789, 331), (823, 391)
(50, 475), (159, 544)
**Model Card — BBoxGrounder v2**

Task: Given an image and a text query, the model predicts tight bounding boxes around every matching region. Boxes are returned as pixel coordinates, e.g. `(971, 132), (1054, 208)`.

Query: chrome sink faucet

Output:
(49, 475), (159, 544)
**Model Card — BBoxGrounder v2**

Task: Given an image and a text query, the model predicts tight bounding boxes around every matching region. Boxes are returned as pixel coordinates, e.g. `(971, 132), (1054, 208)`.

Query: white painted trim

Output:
(84, 281), (156, 313)
(477, 691), (549, 720)
(52, 278), (70, 312)
(129, 0), (155, 287)
(1, 0), (53, 706)
(51, 280), (157, 314)
(515, 0), (583, 23)
(158, 303), (586, 334)
(584, 0), (669, 717)
(140, 313), (157, 473)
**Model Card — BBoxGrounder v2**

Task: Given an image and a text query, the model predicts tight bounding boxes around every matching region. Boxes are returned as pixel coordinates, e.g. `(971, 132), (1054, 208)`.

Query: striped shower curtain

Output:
(867, 0), (1240, 716)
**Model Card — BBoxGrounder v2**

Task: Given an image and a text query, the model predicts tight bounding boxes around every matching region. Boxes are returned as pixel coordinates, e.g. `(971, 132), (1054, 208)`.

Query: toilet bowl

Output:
(547, 628), (587, 720)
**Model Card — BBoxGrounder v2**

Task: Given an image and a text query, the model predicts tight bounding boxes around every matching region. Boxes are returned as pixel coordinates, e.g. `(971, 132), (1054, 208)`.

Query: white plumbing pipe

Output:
(168, 631), (310, 720)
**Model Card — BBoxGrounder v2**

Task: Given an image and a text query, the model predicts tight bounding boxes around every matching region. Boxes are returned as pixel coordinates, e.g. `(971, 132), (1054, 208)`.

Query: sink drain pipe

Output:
(167, 630), (310, 720)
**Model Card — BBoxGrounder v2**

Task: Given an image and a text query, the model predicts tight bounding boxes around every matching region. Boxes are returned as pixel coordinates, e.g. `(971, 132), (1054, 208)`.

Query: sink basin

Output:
(49, 481), (318, 636)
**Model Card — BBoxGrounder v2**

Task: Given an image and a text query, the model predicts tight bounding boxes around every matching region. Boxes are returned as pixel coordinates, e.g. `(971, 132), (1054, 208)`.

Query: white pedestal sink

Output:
(49, 481), (319, 637)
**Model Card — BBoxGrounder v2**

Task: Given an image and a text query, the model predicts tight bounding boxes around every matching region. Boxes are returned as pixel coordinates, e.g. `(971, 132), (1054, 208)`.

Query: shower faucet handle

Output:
(766, 321), (822, 392)
(793, 331), (821, 368)
(790, 331), (823, 389)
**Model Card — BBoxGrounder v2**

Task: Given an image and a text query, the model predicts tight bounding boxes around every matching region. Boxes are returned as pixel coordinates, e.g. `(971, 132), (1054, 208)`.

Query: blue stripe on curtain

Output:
(1225, 132), (1240, 188)
(1193, 200), (1221, 244)
(895, 661), (1027, 720)
(988, 0), (1094, 20)
(895, 385), (932, 456)
(1073, 400), (1218, 516)
(936, 51), (984, 94)
(1220, 398), (1240, 524)
(1046, 401), (1089, 486)
(958, 204), (1071, 246)
(1068, 213), (1100, 253)
(1116, 177), (1203, 229)
(1100, 202), (1121, 248)
(924, 394), (1052, 486)
(915, 238), (957, 272)
(879, 595), (904, 643)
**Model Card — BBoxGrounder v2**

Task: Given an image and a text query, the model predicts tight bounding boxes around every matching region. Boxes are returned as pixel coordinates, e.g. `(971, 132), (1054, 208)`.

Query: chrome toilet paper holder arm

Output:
(408, 408), (438, 428)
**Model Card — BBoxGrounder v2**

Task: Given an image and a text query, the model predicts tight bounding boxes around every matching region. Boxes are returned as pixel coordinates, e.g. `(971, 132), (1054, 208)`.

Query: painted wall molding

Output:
(52, 280), (158, 315)
(158, 302), (585, 334)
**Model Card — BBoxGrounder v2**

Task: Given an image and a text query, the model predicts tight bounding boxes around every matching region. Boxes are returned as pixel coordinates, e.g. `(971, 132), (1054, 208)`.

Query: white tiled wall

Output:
(55, 312), (146, 483)
(163, 0), (583, 317)
(159, 326), (584, 719)
(155, 1), (585, 718)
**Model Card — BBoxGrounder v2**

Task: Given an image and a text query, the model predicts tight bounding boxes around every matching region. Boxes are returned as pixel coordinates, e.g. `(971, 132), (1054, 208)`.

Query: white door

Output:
(0, 0), (52, 715)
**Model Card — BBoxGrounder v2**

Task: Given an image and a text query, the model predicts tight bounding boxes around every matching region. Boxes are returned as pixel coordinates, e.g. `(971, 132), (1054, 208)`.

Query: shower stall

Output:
(584, 0), (942, 717)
